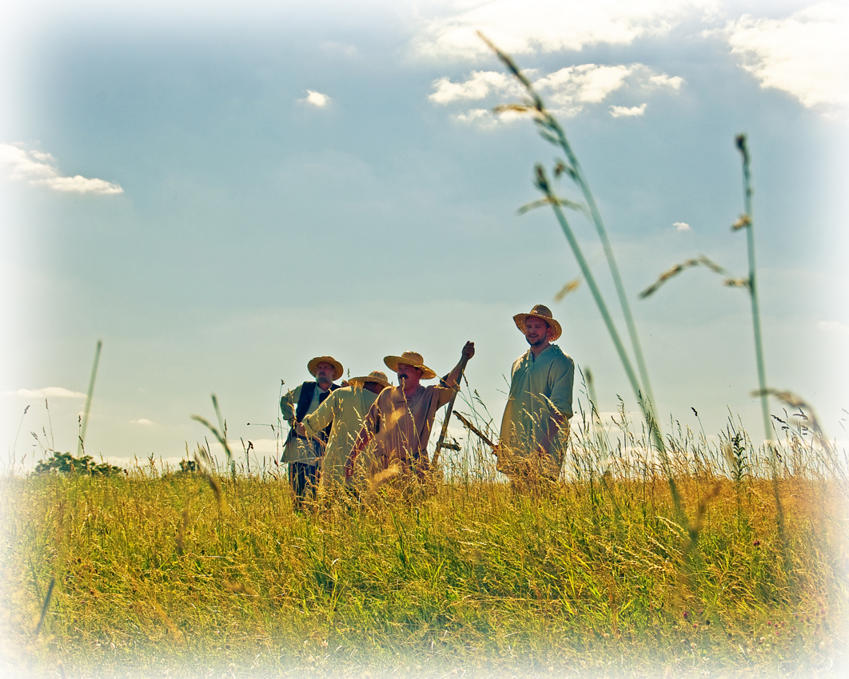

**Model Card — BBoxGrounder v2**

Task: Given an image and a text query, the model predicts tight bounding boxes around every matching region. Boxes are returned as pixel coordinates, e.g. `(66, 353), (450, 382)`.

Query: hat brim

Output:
(513, 313), (562, 341)
(307, 356), (344, 381)
(348, 375), (390, 389)
(383, 355), (437, 380)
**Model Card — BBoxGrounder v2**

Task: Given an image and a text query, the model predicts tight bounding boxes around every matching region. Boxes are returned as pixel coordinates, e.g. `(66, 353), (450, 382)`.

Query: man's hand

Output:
(461, 341), (475, 361)
(295, 422), (306, 437)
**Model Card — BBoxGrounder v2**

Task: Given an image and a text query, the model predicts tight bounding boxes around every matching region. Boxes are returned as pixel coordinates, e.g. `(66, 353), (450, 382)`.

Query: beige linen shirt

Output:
(358, 383), (454, 470)
(499, 344), (574, 472)
(302, 386), (379, 487)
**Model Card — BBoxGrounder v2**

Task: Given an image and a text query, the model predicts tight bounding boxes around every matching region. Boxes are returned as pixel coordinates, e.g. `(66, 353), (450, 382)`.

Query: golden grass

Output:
(2, 444), (847, 677)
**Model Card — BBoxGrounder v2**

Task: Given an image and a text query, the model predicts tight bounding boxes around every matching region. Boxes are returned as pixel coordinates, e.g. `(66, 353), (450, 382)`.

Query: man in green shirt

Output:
(498, 304), (574, 484)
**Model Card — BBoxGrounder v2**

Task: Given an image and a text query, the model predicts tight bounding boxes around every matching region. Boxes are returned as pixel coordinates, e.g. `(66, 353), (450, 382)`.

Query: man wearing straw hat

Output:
(497, 304), (574, 483)
(345, 343), (475, 480)
(281, 355), (343, 506)
(297, 370), (391, 490)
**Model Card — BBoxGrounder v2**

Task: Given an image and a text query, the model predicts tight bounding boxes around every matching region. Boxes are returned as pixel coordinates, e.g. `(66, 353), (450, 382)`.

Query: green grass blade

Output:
(77, 340), (102, 457)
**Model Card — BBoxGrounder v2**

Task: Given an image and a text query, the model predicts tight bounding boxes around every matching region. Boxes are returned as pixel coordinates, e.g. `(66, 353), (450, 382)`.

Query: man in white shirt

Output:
(280, 355), (343, 508)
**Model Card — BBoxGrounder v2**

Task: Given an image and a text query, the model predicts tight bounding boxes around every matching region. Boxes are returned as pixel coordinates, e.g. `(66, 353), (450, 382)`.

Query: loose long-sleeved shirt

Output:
(356, 383), (454, 471)
(499, 344), (574, 467)
(280, 382), (330, 464)
(302, 386), (379, 486)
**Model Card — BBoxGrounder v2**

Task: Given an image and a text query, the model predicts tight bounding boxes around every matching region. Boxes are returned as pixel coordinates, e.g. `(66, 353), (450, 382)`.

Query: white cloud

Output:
(648, 73), (684, 90)
(536, 64), (632, 108)
(673, 221), (692, 231)
(455, 108), (493, 125)
(130, 418), (155, 426)
(609, 103), (647, 118)
(410, 0), (716, 61)
(537, 64), (682, 115)
(15, 386), (87, 399)
(428, 70), (517, 104)
(38, 175), (125, 194)
(299, 89), (331, 108)
(431, 62), (684, 125)
(455, 107), (526, 129)
(0, 143), (124, 195)
(723, 2), (849, 114)
(817, 320), (849, 337)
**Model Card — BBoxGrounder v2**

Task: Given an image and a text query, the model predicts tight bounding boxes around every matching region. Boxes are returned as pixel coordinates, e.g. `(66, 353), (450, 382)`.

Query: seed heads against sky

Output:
(1, 0), (847, 466)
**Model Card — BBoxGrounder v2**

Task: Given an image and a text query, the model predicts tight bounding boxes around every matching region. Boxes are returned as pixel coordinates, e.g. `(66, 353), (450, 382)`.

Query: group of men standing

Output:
(280, 304), (574, 504)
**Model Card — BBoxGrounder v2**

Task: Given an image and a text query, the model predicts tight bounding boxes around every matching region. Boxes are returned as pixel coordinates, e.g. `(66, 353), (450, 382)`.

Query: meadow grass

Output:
(2, 423), (847, 678)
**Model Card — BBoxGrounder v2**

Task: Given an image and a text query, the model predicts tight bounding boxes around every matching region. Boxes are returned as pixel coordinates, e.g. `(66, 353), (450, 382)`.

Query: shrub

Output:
(33, 451), (123, 476)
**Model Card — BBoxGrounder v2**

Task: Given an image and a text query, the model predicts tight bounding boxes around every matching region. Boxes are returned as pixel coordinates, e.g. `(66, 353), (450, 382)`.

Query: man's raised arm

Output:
(441, 341), (475, 388)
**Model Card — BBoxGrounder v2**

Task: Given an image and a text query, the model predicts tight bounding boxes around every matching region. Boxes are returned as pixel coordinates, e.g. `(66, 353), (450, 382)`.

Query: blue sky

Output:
(2, 0), (847, 470)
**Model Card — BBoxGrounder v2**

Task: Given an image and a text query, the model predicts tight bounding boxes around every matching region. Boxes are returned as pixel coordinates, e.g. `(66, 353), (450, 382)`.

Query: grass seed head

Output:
(368, 461), (402, 493)
(554, 279), (580, 302)
(732, 214), (752, 231)
(641, 256), (730, 298)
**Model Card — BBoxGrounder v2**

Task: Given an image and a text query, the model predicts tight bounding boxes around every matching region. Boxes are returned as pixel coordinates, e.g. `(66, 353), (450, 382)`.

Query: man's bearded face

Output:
(523, 317), (551, 347)
(314, 362), (335, 385)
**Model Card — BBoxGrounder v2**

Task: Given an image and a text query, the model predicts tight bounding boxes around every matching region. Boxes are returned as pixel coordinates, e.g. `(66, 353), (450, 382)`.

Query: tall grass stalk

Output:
(479, 35), (680, 516)
(732, 135), (791, 570)
(735, 135), (771, 444)
(76, 339), (102, 457)
(34, 576), (55, 636)
(639, 136), (771, 443)
(192, 394), (235, 479)
(533, 91), (658, 424)
(533, 168), (666, 455)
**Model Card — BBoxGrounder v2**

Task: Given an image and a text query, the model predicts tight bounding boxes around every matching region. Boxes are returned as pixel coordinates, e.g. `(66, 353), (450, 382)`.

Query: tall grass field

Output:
(2, 416), (847, 678)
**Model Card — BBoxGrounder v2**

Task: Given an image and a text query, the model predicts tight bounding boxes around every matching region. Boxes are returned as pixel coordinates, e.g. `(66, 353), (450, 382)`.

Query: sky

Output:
(1, 0), (848, 472)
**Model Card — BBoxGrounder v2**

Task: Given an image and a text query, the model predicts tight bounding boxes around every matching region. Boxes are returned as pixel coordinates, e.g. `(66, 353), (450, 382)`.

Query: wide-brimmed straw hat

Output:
(307, 355), (344, 381)
(513, 304), (562, 341)
(383, 351), (437, 380)
(347, 370), (390, 389)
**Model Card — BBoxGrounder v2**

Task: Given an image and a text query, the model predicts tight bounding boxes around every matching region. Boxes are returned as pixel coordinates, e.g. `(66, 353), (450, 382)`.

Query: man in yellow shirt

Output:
(498, 304), (574, 484)
(345, 343), (474, 480)
(299, 370), (390, 490)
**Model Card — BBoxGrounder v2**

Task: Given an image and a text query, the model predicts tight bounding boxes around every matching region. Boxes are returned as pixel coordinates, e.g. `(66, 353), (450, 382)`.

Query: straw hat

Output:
(307, 355), (344, 381)
(347, 370), (390, 389)
(383, 351), (437, 380)
(513, 304), (562, 341)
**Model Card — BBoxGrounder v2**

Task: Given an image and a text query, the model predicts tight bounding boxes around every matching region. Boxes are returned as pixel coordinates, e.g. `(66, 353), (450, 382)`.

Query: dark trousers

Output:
(290, 462), (318, 506)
